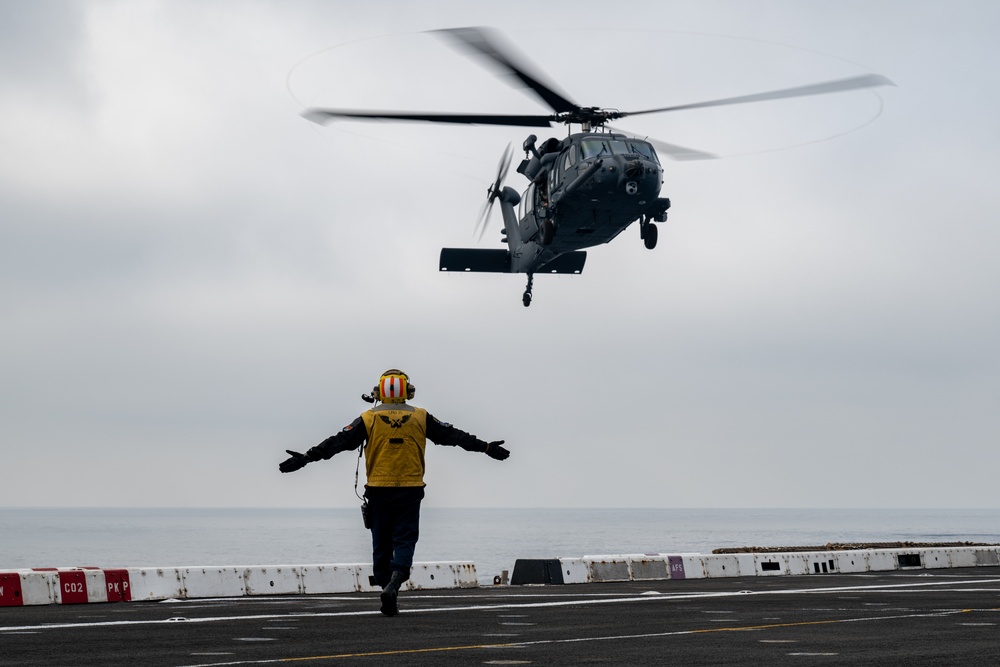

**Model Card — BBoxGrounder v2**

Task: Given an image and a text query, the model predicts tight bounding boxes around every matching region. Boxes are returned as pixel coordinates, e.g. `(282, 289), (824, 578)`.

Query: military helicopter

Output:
(303, 27), (893, 307)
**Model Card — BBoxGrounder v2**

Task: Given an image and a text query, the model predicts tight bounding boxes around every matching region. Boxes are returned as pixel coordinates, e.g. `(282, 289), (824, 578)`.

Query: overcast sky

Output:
(2, 0), (998, 509)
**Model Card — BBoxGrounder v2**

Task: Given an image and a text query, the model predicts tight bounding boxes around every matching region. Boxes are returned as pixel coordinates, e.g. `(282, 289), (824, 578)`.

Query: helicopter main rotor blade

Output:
(619, 73), (895, 119)
(432, 27), (580, 115)
(302, 108), (554, 128)
(606, 125), (718, 161)
(644, 139), (718, 161)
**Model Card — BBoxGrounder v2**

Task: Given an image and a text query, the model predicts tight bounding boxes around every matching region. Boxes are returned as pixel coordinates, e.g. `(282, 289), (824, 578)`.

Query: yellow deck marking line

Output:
(171, 607), (1000, 665)
(5, 582), (998, 665)
(279, 642), (519, 661)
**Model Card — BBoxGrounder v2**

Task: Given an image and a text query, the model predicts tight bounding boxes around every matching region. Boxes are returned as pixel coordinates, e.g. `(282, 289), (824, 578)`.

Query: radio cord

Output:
(354, 443), (365, 502)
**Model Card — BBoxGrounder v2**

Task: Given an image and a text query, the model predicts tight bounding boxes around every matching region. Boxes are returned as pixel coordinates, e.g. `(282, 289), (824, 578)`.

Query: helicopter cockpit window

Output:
(563, 144), (577, 171)
(521, 183), (535, 219)
(629, 141), (658, 162)
(580, 140), (611, 160)
(608, 140), (630, 155)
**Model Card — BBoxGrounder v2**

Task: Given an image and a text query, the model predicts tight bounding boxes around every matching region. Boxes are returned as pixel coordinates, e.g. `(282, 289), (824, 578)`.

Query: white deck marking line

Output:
(2, 578), (999, 633)
(174, 608), (998, 666)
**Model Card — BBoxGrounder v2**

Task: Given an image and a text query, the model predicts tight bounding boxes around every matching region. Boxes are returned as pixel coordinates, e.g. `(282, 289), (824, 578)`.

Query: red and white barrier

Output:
(0, 561), (478, 606)
(6, 547), (998, 605)
(0, 567), (132, 606)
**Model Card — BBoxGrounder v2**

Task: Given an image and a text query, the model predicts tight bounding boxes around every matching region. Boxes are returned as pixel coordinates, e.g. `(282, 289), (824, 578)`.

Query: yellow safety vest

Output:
(361, 407), (428, 487)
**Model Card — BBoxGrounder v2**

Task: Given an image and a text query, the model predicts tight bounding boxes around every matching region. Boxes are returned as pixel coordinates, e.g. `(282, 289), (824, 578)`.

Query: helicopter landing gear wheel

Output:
(643, 221), (658, 250)
(541, 220), (554, 246)
(522, 274), (534, 307)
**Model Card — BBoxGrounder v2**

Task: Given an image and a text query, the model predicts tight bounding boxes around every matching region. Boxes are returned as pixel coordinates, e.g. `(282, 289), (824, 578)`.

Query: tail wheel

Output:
(644, 222), (658, 250)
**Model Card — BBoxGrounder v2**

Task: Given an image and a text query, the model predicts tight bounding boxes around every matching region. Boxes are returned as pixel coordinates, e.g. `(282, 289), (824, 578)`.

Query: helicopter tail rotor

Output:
(474, 142), (513, 242)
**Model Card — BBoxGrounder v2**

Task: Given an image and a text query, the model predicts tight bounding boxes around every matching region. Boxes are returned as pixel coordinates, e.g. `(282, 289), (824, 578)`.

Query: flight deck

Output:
(2, 567), (999, 666)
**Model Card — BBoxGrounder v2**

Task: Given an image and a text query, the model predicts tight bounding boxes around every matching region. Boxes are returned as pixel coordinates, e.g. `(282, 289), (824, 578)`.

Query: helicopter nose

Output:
(624, 159), (644, 180)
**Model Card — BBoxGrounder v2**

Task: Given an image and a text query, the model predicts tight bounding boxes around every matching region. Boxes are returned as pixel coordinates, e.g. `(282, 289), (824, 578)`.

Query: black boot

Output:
(380, 571), (405, 617)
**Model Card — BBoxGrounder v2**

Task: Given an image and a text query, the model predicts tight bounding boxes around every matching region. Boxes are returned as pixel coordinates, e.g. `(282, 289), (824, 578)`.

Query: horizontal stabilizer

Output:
(439, 248), (510, 273)
(439, 248), (587, 274)
(538, 251), (586, 274)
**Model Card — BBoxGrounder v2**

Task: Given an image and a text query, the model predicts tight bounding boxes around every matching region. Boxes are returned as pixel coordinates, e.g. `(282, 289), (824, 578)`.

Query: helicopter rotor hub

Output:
(555, 107), (618, 128)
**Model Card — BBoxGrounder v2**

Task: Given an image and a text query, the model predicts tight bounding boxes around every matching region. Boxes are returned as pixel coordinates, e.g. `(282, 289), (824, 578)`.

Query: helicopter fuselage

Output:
(508, 131), (669, 272)
(439, 131), (671, 305)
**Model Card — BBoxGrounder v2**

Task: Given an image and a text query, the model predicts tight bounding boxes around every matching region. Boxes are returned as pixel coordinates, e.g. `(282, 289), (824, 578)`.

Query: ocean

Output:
(1, 507), (997, 585)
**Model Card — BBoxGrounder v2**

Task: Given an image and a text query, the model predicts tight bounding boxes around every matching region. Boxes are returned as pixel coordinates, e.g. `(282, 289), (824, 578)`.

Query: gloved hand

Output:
(485, 441), (509, 461)
(279, 449), (310, 473)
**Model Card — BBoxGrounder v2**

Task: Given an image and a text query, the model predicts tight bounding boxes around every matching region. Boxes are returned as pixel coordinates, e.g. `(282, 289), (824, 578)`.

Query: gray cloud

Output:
(1, 0), (998, 509)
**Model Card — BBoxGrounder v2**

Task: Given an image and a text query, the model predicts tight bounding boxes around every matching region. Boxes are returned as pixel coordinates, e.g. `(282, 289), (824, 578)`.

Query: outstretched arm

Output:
(278, 417), (367, 473)
(426, 413), (509, 460)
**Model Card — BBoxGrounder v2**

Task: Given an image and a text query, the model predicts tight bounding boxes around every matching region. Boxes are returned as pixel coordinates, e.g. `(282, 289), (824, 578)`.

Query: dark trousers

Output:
(364, 486), (424, 587)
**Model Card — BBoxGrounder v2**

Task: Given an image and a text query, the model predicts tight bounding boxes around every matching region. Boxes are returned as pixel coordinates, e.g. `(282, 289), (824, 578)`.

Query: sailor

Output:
(278, 369), (509, 616)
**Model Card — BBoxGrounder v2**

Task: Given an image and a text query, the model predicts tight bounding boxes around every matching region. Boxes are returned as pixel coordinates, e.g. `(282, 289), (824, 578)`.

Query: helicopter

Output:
(303, 27), (893, 307)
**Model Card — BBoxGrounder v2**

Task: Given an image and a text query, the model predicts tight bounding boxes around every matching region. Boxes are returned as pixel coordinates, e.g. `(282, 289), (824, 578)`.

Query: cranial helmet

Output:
(376, 369), (415, 404)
